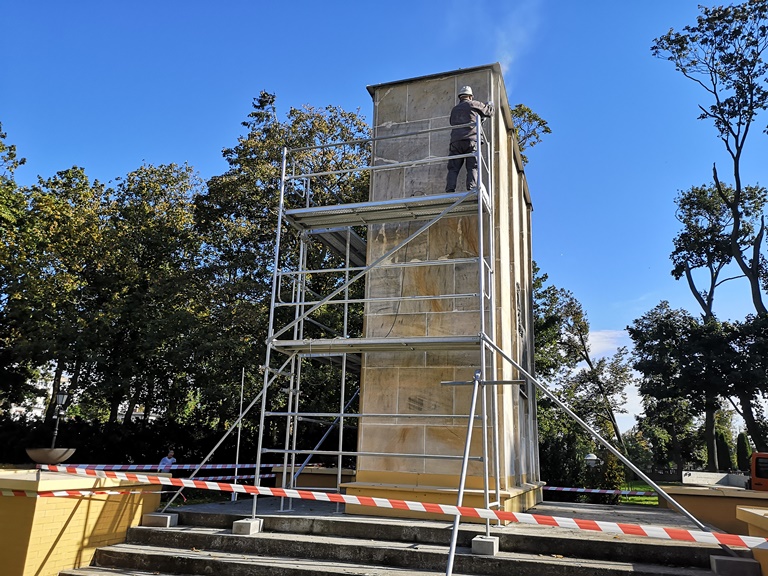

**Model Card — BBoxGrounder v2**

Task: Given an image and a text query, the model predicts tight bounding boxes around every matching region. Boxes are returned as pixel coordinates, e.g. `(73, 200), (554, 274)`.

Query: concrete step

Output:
(59, 526), (717, 576)
(60, 542), (452, 576)
(59, 569), (170, 576)
(175, 508), (721, 569)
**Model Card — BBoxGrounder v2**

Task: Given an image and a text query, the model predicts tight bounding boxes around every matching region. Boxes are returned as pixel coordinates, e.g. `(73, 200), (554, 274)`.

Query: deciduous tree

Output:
(653, 0), (768, 314)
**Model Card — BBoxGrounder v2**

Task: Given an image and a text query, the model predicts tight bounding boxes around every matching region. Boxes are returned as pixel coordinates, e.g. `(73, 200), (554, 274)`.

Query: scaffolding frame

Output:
(254, 109), (533, 518)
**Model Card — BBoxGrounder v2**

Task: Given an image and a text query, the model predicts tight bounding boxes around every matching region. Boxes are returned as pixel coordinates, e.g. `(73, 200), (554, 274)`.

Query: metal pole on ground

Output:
(232, 367), (245, 501)
(445, 370), (481, 576)
(482, 335), (738, 558)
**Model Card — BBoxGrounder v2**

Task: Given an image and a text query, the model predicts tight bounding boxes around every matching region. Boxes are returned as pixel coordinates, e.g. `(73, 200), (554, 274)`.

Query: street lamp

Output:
(584, 453), (601, 468)
(50, 391), (69, 449)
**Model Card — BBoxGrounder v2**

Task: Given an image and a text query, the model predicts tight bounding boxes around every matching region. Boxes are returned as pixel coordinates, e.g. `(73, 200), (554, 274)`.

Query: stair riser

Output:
(94, 546), (697, 576)
(172, 512), (715, 568)
(93, 549), (312, 576)
(124, 530), (450, 572)
(124, 529), (716, 576)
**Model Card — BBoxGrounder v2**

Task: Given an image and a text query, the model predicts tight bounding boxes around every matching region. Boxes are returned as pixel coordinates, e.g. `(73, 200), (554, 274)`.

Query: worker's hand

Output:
(487, 101), (494, 107)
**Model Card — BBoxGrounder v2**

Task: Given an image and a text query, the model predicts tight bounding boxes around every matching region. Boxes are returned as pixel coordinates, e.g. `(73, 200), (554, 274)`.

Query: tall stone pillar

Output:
(343, 64), (540, 518)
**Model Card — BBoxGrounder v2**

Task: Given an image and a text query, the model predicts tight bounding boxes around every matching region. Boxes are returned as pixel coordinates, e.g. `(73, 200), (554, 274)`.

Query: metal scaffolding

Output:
(254, 112), (529, 515)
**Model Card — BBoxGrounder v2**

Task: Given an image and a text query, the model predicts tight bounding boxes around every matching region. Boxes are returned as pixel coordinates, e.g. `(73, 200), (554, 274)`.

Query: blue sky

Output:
(4, 1), (767, 428)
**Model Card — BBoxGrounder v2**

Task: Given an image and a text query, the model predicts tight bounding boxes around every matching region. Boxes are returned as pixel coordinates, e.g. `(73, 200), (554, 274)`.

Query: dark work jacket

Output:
(449, 98), (495, 143)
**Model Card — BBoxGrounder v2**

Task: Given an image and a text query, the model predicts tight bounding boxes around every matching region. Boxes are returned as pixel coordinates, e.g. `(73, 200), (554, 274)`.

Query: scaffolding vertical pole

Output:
(232, 367), (245, 501)
(485, 78), (502, 512)
(337, 228), (353, 497)
(473, 113), (491, 536)
(253, 146), (289, 519)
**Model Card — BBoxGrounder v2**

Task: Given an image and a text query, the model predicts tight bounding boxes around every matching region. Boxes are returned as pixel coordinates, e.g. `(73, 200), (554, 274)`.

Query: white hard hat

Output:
(458, 85), (473, 97)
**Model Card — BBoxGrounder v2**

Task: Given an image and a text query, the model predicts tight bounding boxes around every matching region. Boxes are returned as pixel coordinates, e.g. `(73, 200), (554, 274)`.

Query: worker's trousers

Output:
(445, 139), (478, 192)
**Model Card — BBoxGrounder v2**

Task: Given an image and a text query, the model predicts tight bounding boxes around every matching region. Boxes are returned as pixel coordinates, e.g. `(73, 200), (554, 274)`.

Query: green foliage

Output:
(0, 122), (26, 226)
(537, 393), (592, 495)
(0, 91), (554, 466)
(715, 428), (735, 471)
(510, 104), (551, 165)
(532, 262), (581, 379)
(622, 427), (655, 472)
(193, 92), (371, 434)
(671, 182), (767, 316)
(651, 0), (768, 147)
(635, 395), (702, 478)
(0, 124), (39, 412)
(534, 264), (633, 491)
(737, 431), (753, 471)
(628, 302), (726, 410)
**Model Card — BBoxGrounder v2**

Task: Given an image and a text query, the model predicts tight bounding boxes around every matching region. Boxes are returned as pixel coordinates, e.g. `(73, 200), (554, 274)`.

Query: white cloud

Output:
(588, 329), (631, 358)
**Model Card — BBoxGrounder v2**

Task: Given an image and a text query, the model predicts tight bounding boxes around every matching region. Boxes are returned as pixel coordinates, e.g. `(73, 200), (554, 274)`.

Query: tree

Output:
(193, 92), (371, 435)
(671, 183), (767, 316)
(532, 262), (581, 379)
(737, 431), (753, 471)
(0, 124), (37, 412)
(85, 163), (204, 424)
(0, 122), (26, 227)
(533, 264), (632, 491)
(537, 389), (593, 494)
(2, 167), (111, 421)
(635, 395), (702, 479)
(551, 288), (631, 453)
(629, 302), (699, 474)
(728, 314), (768, 450)
(716, 428), (735, 471)
(669, 182), (768, 467)
(653, 0), (768, 314)
(510, 104), (552, 166)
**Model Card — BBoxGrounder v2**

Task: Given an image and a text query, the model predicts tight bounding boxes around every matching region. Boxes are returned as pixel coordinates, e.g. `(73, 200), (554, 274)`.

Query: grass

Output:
(619, 480), (683, 506)
(618, 481), (658, 506)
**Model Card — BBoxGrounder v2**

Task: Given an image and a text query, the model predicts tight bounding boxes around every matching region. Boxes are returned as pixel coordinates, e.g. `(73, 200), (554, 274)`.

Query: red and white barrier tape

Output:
(69, 463), (272, 471)
(544, 487), (657, 496)
(195, 474), (270, 481)
(1, 488), (165, 498)
(39, 465), (765, 549)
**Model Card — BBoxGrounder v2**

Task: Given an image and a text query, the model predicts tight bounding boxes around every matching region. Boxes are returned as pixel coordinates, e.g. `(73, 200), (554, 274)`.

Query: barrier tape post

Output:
(37, 464), (767, 550)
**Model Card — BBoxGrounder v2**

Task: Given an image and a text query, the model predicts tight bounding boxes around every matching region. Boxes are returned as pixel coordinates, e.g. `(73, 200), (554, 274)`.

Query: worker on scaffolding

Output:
(445, 85), (494, 193)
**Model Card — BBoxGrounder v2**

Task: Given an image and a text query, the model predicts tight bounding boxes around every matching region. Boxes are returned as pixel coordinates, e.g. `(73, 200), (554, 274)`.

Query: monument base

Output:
(342, 471), (542, 523)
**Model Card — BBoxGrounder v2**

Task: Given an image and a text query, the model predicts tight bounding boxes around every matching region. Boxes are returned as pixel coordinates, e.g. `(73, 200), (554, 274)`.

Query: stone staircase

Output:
(59, 500), (730, 575)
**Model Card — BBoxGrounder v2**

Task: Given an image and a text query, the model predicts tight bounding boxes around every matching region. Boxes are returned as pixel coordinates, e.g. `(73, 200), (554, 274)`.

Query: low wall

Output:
(682, 470), (749, 489)
(659, 485), (768, 534)
(0, 468), (160, 576)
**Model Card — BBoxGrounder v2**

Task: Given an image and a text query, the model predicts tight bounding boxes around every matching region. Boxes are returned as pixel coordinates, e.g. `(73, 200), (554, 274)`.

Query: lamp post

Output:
(584, 453), (600, 468)
(50, 391), (69, 449)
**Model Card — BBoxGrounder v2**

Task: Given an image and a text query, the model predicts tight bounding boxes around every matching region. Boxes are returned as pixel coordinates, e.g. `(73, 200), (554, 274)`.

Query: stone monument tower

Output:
(341, 63), (541, 517)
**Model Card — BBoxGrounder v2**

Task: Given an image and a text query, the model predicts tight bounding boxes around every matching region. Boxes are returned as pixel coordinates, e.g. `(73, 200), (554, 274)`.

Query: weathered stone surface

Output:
(352, 65), (537, 512)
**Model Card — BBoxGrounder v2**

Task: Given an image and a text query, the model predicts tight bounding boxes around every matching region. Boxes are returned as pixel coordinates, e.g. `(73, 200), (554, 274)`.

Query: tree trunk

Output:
(738, 390), (768, 452)
(123, 396), (137, 425)
(45, 360), (65, 423)
(669, 432), (685, 483)
(108, 395), (121, 424)
(713, 164), (767, 315)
